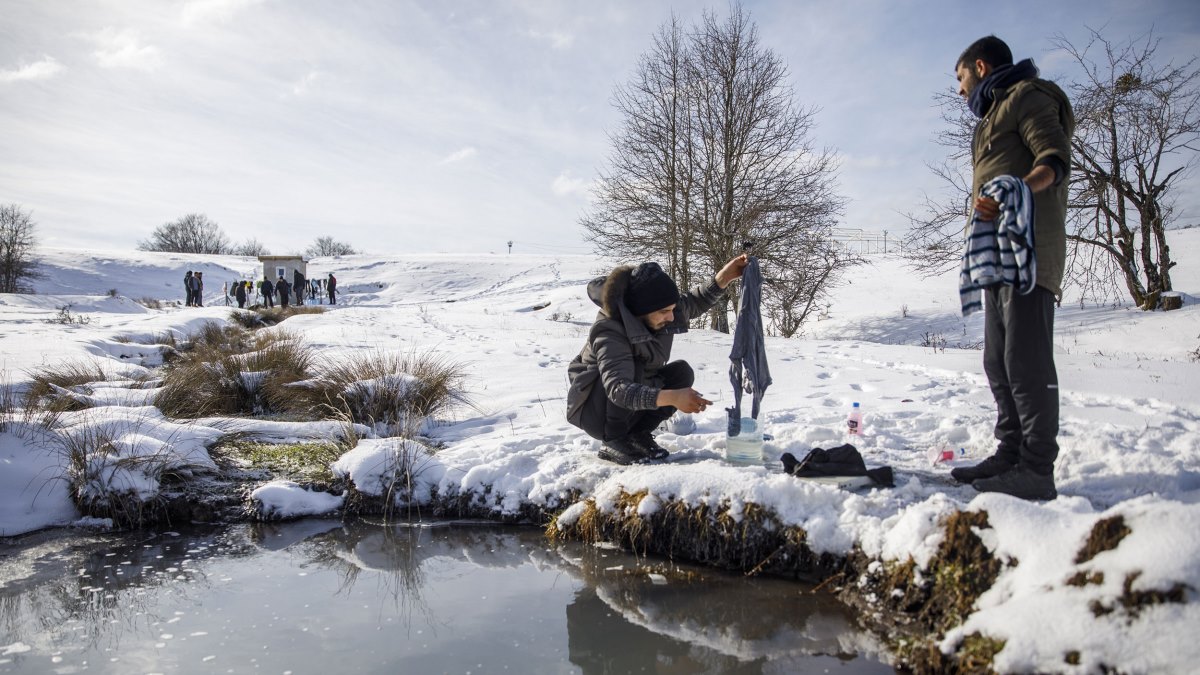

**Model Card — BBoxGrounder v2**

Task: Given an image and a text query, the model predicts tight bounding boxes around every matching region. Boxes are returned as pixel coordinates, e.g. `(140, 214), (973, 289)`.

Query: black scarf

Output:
(968, 58), (1039, 118)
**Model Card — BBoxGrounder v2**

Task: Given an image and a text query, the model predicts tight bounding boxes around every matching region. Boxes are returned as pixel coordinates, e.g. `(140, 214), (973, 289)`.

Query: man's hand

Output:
(658, 388), (713, 414)
(974, 195), (1001, 221)
(715, 253), (750, 289)
(974, 166), (1056, 222)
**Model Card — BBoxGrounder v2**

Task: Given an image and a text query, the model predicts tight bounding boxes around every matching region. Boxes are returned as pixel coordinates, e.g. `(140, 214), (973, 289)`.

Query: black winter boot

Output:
(598, 437), (651, 466)
(973, 465), (1057, 501)
(629, 431), (669, 460)
(950, 454), (1016, 483)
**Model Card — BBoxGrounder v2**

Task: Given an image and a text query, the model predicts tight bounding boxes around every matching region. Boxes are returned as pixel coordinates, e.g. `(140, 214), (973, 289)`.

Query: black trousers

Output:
(578, 360), (694, 442)
(983, 285), (1059, 473)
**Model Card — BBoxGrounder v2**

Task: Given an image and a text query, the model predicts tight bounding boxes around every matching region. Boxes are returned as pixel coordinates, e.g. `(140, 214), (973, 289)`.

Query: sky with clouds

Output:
(2, 0), (1198, 255)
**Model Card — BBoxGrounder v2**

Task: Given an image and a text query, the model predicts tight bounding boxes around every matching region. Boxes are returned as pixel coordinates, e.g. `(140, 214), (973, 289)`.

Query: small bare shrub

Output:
(47, 304), (91, 325)
(901, 304), (909, 318)
(137, 297), (163, 309)
(920, 332), (947, 353)
(548, 310), (574, 322)
(107, 288), (119, 298)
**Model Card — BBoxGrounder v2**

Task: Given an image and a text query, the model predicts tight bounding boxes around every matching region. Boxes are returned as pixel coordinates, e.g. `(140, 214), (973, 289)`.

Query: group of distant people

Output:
(186, 271), (337, 309)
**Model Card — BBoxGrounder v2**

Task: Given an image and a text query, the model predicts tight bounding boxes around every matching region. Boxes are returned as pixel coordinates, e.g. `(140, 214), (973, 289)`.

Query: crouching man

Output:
(567, 255), (749, 465)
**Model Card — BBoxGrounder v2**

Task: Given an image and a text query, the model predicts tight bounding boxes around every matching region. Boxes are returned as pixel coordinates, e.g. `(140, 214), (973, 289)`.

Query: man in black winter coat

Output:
(566, 255), (748, 465)
(327, 273), (337, 304)
(276, 275), (291, 308)
(261, 277), (275, 308)
(293, 270), (306, 305)
(234, 280), (248, 308)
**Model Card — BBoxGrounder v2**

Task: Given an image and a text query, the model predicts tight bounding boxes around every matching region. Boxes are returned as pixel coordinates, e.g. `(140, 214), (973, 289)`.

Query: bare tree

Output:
(903, 30), (1199, 310)
(901, 90), (976, 276)
(305, 236), (358, 257)
(233, 238), (270, 256)
(138, 213), (231, 254)
(1057, 29), (1199, 309)
(0, 204), (41, 293)
(582, 5), (847, 335)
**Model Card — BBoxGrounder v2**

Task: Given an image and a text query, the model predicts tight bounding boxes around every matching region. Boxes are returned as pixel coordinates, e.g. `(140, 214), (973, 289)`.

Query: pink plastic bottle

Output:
(847, 402), (862, 437)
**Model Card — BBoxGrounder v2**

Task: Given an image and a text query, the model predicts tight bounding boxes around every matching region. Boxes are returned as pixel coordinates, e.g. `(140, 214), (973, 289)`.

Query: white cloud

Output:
(292, 70), (319, 96)
(439, 146), (478, 165)
(0, 56), (64, 83)
(551, 171), (590, 198)
(87, 28), (162, 71)
(181, 0), (263, 25)
(528, 28), (574, 50)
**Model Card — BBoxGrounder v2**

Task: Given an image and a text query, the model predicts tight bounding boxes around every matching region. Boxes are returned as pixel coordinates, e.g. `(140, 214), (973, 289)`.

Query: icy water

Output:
(0, 519), (893, 674)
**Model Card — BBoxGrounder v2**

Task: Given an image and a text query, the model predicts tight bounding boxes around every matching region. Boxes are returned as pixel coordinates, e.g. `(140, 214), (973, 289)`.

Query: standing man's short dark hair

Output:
(956, 35), (1013, 71)
(949, 36), (1075, 501)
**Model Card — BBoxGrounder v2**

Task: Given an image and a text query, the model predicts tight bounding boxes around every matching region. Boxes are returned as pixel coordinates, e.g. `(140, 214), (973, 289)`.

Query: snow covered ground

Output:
(1, 230), (1199, 673)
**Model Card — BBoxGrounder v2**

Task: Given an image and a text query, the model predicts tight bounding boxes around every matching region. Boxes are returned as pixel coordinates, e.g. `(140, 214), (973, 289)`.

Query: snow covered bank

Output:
(1, 238), (1198, 672)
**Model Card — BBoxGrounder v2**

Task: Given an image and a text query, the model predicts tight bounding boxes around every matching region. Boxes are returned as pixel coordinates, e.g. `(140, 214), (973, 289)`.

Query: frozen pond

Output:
(1, 520), (893, 673)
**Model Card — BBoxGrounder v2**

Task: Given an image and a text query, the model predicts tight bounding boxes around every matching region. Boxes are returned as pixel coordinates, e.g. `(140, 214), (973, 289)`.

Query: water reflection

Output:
(1, 520), (892, 673)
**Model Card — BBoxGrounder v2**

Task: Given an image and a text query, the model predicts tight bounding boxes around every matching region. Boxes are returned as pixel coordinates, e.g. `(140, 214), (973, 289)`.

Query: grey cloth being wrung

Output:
(726, 256), (771, 435)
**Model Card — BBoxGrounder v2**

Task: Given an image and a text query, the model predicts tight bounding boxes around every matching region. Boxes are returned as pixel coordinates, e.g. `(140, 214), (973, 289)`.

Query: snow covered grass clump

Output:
(301, 350), (472, 438)
(332, 437), (446, 517)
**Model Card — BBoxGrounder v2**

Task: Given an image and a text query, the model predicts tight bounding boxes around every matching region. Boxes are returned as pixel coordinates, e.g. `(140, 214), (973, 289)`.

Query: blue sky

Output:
(2, 0), (1198, 255)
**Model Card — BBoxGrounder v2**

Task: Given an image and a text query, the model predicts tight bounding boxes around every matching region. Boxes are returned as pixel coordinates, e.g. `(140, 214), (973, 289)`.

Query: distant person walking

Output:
(261, 276), (275, 308)
(183, 271), (194, 306)
(327, 273), (337, 305)
(949, 35), (1074, 501)
(276, 275), (291, 308)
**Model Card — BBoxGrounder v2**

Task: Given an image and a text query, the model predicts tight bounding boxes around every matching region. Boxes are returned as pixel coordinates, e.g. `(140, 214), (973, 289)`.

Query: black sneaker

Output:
(629, 431), (670, 461)
(597, 437), (651, 466)
(950, 454), (1016, 483)
(973, 465), (1057, 501)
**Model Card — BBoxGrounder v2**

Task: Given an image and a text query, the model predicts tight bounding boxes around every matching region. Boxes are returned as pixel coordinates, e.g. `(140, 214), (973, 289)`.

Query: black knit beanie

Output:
(625, 262), (680, 316)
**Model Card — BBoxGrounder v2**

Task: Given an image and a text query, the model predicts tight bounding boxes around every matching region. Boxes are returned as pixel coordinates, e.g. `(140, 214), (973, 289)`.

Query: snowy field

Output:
(1, 231), (1199, 673)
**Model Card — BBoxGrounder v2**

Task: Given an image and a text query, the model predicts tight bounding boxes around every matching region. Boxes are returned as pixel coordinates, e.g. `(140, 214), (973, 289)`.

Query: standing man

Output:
(327, 273), (337, 305)
(193, 272), (205, 307)
(293, 270), (306, 305)
(567, 255), (749, 465)
(261, 276), (275, 308)
(276, 274), (291, 308)
(950, 36), (1074, 500)
(183, 271), (194, 306)
(235, 280), (248, 308)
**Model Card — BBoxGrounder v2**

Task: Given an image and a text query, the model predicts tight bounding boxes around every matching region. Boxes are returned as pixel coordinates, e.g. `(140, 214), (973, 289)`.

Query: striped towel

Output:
(959, 175), (1037, 316)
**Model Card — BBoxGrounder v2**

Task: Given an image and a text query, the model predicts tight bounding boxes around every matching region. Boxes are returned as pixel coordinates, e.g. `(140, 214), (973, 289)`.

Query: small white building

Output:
(257, 255), (308, 284)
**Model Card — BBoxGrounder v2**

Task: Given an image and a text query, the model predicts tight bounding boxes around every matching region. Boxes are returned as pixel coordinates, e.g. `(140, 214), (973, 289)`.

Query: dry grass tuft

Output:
(229, 305), (326, 330)
(156, 326), (313, 418)
(548, 490), (834, 579)
(23, 361), (109, 412)
(292, 350), (472, 436)
(1075, 515), (1132, 564)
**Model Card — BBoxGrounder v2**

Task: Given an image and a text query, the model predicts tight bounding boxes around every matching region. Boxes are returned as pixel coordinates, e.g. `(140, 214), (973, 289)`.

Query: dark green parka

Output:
(971, 77), (1074, 298)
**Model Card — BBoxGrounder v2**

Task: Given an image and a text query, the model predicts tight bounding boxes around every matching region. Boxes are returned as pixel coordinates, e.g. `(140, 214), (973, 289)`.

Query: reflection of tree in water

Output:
(557, 542), (889, 674)
(266, 518), (543, 636)
(0, 527), (253, 654)
(3, 521), (888, 673)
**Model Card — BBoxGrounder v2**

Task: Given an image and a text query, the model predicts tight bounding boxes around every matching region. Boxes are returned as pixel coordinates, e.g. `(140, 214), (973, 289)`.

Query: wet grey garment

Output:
(727, 257), (771, 434)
